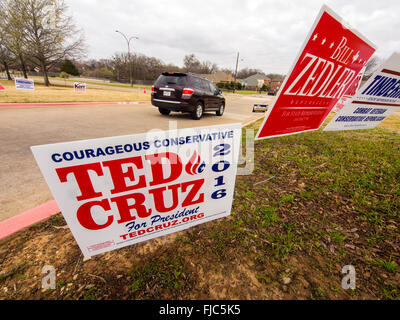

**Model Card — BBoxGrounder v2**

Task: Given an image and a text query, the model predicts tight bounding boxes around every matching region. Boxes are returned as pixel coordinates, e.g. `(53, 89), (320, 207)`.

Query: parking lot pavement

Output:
(0, 94), (275, 221)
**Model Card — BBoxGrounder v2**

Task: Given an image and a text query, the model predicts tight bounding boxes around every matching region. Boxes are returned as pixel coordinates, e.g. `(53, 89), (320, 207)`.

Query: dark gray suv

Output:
(151, 72), (225, 120)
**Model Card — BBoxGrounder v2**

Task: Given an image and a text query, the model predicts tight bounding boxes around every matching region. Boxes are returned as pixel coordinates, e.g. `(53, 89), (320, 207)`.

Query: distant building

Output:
(270, 78), (283, 91)
(239, 73), (271, 89)
(199, 71), (233, 84)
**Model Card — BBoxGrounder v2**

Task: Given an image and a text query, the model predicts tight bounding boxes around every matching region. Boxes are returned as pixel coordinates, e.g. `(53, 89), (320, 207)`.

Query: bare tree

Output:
(237, 68), (263, 79)
(0, 12), (13, 80)
(0, 0), (30, 78)
(0, 42), (13, 80)
(183, 54), (219, 74)
(199, 60), (218, 74)
(218, 67), (234, 75)
(15, 0), (86, 86)
(183, 54), (201, 73)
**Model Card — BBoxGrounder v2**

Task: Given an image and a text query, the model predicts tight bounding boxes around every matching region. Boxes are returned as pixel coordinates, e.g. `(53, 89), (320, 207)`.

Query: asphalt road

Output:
(0, 94), (274, 221)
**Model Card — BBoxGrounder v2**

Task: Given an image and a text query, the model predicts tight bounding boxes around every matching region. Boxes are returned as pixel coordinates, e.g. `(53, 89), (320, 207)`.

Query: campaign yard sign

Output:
(74, 82), (86, 92)
(333, 67), (365, 112)
(255, 5), (376, 140)
(15, 78), (34, 90)
(31, 123), (241, 257)
(324, 52), (400, 131)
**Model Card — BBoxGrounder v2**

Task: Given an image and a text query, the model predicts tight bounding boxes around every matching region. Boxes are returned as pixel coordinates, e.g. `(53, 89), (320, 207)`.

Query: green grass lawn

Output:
(0, 116), (399, 300)
(51, 77), (152, 90)
(0, 79), (150, 103)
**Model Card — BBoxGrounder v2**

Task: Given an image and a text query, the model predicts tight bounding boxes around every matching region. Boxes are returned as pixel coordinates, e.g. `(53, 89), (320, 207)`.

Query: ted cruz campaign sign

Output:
(15, 78), (34, 90)
(324, 52), (400, 131)
(255, 5), (376, 140)
(74, 82), (86, 92)
(31, 123), (241, 257)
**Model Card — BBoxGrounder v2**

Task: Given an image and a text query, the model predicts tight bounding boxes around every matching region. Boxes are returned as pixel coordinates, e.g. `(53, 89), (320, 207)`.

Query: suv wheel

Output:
(216, 103), (225, 116)
(158, 107), (171, 116)
(192, 102), (203, 120)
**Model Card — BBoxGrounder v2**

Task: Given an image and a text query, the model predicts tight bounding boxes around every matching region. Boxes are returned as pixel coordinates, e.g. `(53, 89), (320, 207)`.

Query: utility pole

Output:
(234, 52), (239, 82)
(115, 30), (139, 86)
(233, 52), (240, 93)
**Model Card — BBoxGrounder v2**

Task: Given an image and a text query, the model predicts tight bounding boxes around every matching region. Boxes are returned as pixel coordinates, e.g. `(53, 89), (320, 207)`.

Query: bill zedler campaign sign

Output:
(333, 67), (365, 113)
(324, 52), (400, 131)
(256, 5), (376, 140)
(31, 123), (241, 257)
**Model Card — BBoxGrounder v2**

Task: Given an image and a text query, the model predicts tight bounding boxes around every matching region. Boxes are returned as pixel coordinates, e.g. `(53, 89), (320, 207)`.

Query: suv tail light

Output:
(151, 85), (155, 94)
(182, 88), (194, 99)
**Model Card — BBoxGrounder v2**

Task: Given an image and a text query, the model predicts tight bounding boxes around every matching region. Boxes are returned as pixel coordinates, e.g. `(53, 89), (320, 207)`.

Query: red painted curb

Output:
(0, 200), (60, 240)
(0, 101), (149, 109)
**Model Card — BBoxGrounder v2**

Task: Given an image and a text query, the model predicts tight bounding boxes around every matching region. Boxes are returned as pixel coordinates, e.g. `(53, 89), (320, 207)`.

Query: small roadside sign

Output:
(15, 78), (35, 91)
(74, 82), (86, 92)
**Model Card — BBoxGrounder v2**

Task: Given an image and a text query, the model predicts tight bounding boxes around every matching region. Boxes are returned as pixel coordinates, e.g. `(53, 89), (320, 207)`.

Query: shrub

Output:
(60, 59), (80, 76)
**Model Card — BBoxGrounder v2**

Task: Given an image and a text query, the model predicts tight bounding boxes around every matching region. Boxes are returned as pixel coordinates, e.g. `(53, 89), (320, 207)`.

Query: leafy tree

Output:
(216, 82), (228, 89)
(88, 66), (113, 80)
(261, 84), (271, 92)
(60, 59), (79, 76)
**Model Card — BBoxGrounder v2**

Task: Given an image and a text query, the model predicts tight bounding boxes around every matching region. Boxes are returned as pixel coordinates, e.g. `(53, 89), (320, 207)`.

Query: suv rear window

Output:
(155, 74), (187, 86)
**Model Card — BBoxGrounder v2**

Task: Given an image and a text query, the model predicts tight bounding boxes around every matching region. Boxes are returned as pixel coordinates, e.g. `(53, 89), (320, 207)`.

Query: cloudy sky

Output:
(65, 0), (400, 74)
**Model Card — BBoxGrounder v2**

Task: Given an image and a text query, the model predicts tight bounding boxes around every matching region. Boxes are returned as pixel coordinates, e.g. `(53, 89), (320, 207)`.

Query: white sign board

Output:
(74, 82), (86, 92)
(31, 123), (241, 257)
(324, 52), (400, 131)
(15, 78), (34, 90)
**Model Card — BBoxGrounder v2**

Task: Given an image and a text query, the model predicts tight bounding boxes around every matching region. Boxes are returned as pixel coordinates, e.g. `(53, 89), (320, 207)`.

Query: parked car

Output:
(268, 89), (276, 96)
(252, 104), (268, 113)
(151, 72), (225, 120)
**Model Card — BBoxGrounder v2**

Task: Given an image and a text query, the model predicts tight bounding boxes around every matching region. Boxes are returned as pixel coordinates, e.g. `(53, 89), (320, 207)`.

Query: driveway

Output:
(0, 94), (274, 221)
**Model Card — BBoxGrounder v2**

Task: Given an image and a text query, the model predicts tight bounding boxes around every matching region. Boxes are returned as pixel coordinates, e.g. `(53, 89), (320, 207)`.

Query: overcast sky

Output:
(65, 0), (400, 74)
